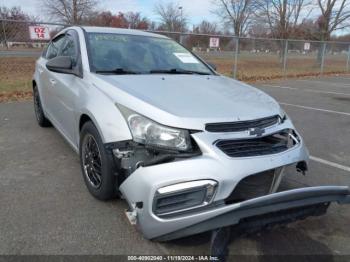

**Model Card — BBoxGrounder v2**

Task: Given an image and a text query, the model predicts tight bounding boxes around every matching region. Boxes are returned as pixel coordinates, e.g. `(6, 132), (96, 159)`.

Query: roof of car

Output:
(78, 26), (169, 39)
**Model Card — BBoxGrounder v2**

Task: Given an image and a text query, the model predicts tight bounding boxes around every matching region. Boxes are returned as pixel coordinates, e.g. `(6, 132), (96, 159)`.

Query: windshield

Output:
(87, 33), (213, 75)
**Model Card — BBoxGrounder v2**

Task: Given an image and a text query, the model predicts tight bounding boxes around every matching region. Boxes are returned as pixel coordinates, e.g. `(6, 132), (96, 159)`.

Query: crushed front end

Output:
(114, 115), (350, 240)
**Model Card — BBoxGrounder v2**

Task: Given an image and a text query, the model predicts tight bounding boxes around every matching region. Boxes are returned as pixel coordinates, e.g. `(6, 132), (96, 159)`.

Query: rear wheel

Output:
(33, 86), (51, 127)
(79, 121), (118, 201)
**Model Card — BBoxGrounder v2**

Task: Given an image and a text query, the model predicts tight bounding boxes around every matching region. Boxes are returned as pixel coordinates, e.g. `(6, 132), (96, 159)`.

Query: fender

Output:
(78, 82), (132, 145)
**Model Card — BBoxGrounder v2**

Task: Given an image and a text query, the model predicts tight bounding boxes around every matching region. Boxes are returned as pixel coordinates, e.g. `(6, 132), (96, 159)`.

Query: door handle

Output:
(49, 79), (56, 86)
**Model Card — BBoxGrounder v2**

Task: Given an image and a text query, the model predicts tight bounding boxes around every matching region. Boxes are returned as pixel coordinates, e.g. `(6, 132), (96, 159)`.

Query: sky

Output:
(1, 0), (348, 35)
(0, 0), (218, 26)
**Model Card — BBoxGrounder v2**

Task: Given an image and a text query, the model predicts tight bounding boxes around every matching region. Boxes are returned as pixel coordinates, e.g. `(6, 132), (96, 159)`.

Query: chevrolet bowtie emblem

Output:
(249, 127), (265, 137)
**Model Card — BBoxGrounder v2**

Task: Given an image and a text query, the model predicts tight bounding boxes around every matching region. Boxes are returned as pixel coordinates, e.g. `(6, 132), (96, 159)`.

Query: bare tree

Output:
(317, 0), (350, 41)
(313, 0), (350, 64)
(255, 0), (312, 62)
(85, 11), (115, 26)
(213, 0), (254, 36)
(84, 11), (150, 29)
(154, 2), (187, 32)
(41, 0), (98, 24)
(0, 6), (30, 20)
(247, 19), (270, 37)
(193, 20), (219, 34)
(124, 12), (150, 29)
(187, 20), (222, 51)
(256, 0), (313, 39)
(0, 6), (33, 43)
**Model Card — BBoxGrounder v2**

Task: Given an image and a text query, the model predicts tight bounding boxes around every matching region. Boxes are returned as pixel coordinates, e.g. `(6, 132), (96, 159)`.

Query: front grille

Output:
(216, 129), (296, 158)
(226, 170), (275, 204)
(205, 115), (279, 133)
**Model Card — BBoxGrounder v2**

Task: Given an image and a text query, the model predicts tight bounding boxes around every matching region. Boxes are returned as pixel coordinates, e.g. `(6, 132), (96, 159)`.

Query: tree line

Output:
(0, 0), (349, 41)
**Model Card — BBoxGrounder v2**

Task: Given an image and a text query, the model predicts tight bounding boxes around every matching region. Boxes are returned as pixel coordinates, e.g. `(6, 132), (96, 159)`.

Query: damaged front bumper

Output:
(154, 186), (350, 241)
(122, 178), (350, 241)
(118, 119), (350, 241)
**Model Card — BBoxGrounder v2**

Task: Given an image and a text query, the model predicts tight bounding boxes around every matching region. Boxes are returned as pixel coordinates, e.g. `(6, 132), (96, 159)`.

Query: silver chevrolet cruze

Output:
(33, 26), (350, 241)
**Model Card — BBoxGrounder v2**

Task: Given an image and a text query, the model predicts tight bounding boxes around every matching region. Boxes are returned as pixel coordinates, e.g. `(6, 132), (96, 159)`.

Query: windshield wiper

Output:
(149, 69), (210, 75)
(95, 68), (138, 75)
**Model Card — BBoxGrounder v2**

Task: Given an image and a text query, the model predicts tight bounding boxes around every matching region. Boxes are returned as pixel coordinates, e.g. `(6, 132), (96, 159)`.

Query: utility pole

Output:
(320, 42), (326, 75)
(179, 6), (183, 32)
(347, 45), (350, 72)
(283, 40), (288, 78)
(178, 6), (183, 44)
(233, 37), (239, 79)
(1, 20), (8, 50)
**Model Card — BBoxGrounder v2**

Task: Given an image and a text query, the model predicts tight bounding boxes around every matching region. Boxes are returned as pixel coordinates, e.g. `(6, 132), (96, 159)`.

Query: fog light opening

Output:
(154, 180), (218, 216)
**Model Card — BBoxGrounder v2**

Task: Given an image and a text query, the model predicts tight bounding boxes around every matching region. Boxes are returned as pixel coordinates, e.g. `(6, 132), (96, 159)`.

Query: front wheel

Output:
(79, 121), (118, 201)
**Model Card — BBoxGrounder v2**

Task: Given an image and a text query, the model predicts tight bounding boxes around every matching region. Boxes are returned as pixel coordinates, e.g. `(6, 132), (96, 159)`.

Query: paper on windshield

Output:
(173, 53), (199, 64)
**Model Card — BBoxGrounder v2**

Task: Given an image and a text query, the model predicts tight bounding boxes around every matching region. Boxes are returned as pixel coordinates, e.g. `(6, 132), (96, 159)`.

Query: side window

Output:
(46, 35), (66, 60)
(60, 35), (77, 64)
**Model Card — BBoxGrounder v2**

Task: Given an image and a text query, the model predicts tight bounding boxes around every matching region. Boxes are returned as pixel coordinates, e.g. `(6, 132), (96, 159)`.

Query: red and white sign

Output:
(209, 37), (220, 48)
(29, 26), (50, 40)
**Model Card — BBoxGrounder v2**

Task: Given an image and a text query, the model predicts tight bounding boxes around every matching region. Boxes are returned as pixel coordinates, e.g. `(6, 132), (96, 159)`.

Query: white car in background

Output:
(32, 26), (350, 241)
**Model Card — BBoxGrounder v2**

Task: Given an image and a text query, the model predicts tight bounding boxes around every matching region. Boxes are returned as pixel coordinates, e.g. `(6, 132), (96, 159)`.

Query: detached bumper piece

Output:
(155, 186), (350, 241)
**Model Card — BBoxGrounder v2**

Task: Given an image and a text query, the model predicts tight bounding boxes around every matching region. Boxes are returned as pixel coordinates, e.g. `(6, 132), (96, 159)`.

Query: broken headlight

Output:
(117, 104), (192, 151)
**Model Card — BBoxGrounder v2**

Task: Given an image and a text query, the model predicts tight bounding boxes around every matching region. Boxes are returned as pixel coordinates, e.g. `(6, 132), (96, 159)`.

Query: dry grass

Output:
(0, 57), (36, 102)
(0, 53), (349, 102)
(204, 53), (349, 81)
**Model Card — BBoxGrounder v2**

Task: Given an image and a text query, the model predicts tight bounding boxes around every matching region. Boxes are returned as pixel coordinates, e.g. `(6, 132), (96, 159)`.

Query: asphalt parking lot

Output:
(0, 75), (350, 257)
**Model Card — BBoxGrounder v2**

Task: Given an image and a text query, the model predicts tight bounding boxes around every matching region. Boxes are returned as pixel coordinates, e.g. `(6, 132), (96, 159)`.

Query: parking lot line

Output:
(336, 76), (350, 80)
(262, 84), (350, 96)
(279, 102), (350, 116)
(310, 156), (350, 173)
(297, 79), (350, 87)
(262, 84), (297, 90)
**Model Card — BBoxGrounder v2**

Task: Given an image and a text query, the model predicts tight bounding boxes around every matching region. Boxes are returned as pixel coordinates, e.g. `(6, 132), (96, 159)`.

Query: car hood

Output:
(95, 74), (281, 129)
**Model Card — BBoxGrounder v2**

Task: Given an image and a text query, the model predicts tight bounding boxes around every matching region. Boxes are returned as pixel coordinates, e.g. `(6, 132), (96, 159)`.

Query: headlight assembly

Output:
(117, 104), (192, 151)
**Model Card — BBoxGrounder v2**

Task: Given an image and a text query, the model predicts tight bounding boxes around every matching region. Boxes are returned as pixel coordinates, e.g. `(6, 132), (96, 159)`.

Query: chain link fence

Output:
(1, 19), (350, 100)
(156, 32), (350, 80)
(0, 19), (66, 100)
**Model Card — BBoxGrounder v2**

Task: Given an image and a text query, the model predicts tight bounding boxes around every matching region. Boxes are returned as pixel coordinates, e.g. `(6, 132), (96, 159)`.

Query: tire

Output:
(33, 86), (51, 127)
(79, 121), (118, 201)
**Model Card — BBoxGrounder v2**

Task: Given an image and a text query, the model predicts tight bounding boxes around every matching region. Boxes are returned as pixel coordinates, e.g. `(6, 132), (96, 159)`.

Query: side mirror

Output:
(46, 56), (73, 74)
(207, 62), (217, 71)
